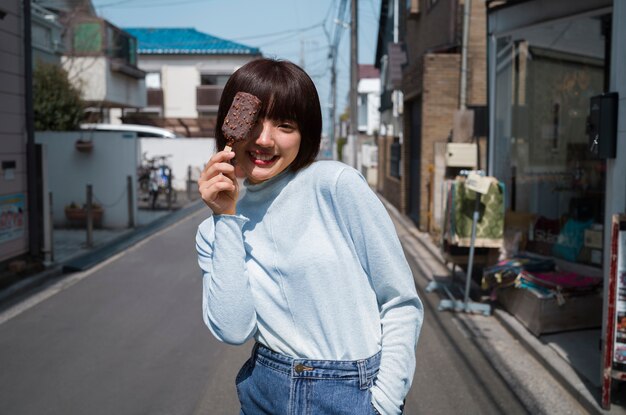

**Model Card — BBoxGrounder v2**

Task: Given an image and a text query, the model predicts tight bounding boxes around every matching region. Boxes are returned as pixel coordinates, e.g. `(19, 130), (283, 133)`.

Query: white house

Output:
(357, 64), (381, 136)
(122, 28), (262, 137)
(34, 0), (147, 121)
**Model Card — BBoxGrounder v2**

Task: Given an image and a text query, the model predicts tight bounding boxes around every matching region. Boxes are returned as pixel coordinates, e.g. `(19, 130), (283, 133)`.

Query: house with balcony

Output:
(31, 1), (64, 66)
(122, 28), (261, 137)
(60, 14), (146, 121)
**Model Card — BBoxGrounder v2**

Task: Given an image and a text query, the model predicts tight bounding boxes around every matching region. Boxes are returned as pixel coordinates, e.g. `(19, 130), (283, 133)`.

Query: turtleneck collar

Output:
(243, 168), (294, 194)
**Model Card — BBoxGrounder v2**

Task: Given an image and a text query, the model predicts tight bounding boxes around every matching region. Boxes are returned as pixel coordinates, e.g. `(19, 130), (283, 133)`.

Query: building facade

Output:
(357, 64), (381, 186)
(123, 28), (261, 137)
(487, 0), (626, 400)
(375, 0), (407, 210)
(0, 1), (31, 265)
(358, 65), (381, 136)
(376, 0), (487, 231)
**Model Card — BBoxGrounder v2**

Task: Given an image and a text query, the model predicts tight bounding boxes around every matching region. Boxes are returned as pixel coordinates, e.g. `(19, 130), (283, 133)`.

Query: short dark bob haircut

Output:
(215, 58), (322, 172)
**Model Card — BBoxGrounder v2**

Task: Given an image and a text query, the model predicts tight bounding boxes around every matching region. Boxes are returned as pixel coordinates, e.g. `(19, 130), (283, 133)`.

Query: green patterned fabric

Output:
(450, 177), (504, 248)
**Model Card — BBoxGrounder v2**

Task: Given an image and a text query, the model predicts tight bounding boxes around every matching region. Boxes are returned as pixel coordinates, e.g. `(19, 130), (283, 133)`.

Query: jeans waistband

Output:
(253, 343), (381, 389)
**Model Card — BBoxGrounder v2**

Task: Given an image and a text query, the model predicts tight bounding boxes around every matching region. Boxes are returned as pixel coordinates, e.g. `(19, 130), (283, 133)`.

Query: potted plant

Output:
(75, 138), (93, 153)
(64, 202), (103, 226)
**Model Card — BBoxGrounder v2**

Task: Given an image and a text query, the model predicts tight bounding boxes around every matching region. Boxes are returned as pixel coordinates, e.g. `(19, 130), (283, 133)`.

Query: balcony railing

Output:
(147, 88), (164, 108)
(196, 85), (224, 108)
(70, 18), (138, 68)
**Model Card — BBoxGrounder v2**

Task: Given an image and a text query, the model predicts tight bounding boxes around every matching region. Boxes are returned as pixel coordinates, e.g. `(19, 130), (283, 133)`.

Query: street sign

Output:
(466, 172), (491, 194)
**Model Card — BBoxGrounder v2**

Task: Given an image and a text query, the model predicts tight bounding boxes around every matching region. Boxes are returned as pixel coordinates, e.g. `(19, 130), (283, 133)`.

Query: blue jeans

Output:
(236, 343), (381, 415)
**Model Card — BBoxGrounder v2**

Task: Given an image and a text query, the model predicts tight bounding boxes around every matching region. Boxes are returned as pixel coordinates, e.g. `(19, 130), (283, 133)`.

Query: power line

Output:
(98, 0), (213, 8)
(232, 21), (325, 42)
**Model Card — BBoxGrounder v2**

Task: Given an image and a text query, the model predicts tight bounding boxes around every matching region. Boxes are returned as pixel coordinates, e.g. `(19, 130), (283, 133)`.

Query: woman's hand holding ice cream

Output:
(198, 150), (238, 215)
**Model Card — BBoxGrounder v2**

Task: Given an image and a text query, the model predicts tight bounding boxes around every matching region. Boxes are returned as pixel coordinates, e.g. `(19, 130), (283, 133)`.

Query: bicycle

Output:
(138, 153), (177, 209)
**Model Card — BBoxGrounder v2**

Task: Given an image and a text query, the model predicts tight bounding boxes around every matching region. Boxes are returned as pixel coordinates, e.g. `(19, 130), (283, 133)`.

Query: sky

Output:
(92, 0), (383, 134)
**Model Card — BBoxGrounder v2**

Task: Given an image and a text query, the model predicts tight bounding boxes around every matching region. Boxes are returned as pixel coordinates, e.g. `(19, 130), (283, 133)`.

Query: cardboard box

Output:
(498, 286), (602, 336)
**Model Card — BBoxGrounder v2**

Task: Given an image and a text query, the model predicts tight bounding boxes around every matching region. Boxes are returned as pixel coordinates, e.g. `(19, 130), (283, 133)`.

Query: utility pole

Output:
(329, 50), (337, 160)
(349, 0), (358, 169)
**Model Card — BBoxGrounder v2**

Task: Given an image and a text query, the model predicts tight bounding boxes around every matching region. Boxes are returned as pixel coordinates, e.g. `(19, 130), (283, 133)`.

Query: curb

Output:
(0, 200), (205, 309)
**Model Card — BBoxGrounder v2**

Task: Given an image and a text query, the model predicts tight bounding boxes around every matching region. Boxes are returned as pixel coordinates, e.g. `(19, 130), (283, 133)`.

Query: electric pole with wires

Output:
(348, 0), (358, 168)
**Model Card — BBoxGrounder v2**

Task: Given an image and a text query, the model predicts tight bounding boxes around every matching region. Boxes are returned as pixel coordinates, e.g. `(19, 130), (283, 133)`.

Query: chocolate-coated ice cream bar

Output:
(222, 92), (262, 152)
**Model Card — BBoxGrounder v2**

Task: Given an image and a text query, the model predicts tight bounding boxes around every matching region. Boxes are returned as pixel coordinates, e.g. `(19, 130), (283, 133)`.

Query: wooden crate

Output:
(497, 286), (603, 336)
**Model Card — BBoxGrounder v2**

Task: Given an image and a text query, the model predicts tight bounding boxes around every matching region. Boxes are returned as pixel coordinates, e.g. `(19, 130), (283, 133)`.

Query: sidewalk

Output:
(379, 195), (626, 415)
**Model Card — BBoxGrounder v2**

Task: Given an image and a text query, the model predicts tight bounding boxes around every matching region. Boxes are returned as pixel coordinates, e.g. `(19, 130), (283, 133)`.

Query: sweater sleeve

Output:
(196, 214), (257, 344)
(334, 168), (424, 415)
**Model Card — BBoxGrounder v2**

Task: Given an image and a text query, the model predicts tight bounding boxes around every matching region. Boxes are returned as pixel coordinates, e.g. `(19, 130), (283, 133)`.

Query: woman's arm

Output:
(196, 214), (257, 345)
(334, 168), (424, 415)
(196, 149), (257, 344)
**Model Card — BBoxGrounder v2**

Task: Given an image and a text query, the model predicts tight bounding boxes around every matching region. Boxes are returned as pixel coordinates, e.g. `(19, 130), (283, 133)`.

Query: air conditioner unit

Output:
(445, 143), (477, 168)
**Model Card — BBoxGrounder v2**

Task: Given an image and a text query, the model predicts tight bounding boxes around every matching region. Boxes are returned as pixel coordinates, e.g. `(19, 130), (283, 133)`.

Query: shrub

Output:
(33, 62), (84, 131)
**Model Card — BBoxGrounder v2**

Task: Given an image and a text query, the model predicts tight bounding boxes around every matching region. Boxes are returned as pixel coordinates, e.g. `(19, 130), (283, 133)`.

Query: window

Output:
(390, 138), (401, 178)
(493, 15), (608, 266)
(200, 74), (230, 86)
(106, 25), (136, 65)
(146, 72), (161, 89)
(73, 22), (102, 54)
(407, 0), (420, 15)
(358, 93), (368, 131)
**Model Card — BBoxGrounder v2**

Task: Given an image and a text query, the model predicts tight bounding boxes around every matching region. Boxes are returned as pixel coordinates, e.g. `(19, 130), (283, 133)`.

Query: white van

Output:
(80, 123), (180, 139)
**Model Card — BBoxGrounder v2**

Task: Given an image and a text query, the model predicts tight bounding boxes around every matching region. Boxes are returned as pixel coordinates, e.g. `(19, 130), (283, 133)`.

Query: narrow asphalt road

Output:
(0, 206), (534, 414)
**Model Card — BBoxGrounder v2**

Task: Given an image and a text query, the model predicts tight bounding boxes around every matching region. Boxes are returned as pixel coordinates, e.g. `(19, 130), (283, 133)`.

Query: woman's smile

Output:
(235, 118), (301, 184)
(248, 151), (279, 165)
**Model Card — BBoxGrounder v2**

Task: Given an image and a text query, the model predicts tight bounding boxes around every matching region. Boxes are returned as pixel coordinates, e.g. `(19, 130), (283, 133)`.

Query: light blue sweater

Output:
(196, 161), (423, 414)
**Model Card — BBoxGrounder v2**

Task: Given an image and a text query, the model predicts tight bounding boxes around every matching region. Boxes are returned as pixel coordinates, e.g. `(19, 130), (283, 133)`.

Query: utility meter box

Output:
(445, 143), (477, 168)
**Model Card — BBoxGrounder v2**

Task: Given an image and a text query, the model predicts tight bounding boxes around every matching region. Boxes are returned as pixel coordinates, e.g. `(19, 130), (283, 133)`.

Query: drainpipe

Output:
(460, 0), (471, 109)
(24, 0), (42, 259)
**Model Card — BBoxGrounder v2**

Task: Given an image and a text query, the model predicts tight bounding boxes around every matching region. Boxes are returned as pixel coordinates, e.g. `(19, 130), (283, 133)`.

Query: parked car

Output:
(80, 123), (180, 139)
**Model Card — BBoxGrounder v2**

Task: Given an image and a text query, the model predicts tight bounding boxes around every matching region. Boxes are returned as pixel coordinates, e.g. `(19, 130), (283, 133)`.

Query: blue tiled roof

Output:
(124, 28), (261, 55)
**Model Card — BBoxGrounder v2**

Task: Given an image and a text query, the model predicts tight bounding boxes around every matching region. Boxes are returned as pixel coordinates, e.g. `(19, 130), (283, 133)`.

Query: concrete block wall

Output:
(35, 132), (138, 229)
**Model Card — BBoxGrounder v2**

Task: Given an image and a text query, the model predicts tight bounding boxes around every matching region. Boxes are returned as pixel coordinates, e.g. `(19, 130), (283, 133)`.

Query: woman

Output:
(196, 58), (423, 415)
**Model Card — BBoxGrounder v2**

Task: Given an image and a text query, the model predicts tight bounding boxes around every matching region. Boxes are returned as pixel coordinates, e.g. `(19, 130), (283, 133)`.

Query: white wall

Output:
(106, 67), (146, 108)
(137, 54), (252, 72)
(62, 56), (107, 102)
(35, 131), (138, 228)
(137, 54), (257, 118)
(139, 138), (216, 190)
(358, 78), (381, 136)
(62, 56), (146, 108)
(161, 66), (199, 118)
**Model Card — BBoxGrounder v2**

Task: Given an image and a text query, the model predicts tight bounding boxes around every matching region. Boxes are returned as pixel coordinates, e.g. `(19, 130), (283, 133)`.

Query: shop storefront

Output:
(487, 0), (626, 403)
(492, 5), (610, 265)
